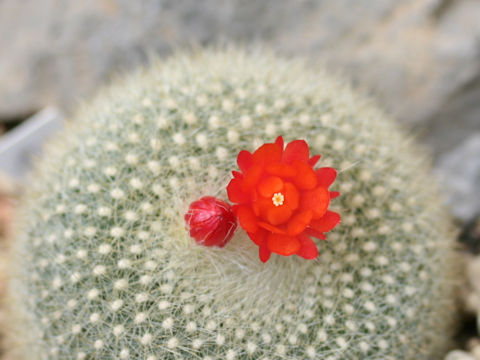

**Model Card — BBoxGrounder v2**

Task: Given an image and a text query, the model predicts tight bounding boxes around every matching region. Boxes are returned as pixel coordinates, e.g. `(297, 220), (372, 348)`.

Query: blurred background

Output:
(0, 0), (479, 358)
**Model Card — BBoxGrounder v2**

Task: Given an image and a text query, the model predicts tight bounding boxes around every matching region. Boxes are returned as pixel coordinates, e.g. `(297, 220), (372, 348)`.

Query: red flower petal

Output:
(236, 205), (259, 233)
(296, 233), (319, 259)
(310, 211), (341, 233)
(304, 227), (327, 240)
(242, 164), (264, 191)
(258, 221), (286, 234)
(316, 167), (337, 188)
(252, 196), (268, 218)
(227, 178), (249, 204)
(266, 205), (292, 225)
(232, 170), (243, 179)
(257, 176), (284, 198)
(299, 186), (330, 218)
(259, 242), (272, 263)
(287, 210), (313, 236)
(252, 143), (283, 165)
(283, 139), (310, 164)
(283, 182), (299, 210)
(267, 233), (301, 256)
(265, 162), (297, 177)
(292, 160), (318, 190)
(329, 191), (340, 199)
(248, 229), (266, 246)
(275, 136), (284, 149)
(308, 154), (321, 167)
(237, 150), (253, 173)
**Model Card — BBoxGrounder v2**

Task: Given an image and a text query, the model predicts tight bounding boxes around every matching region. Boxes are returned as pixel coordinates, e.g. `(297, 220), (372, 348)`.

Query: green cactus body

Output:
(7, 50), (457, 359)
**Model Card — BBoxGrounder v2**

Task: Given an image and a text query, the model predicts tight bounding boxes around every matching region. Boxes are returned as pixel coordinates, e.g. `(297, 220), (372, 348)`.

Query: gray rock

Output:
(0, 0), (289, 119)
(1, 1), (479, 142)
(435, 133), (480, 221)
(0, 108), (63, 182)
(279, 0), (480, 159)
(445, 350), (476, 360)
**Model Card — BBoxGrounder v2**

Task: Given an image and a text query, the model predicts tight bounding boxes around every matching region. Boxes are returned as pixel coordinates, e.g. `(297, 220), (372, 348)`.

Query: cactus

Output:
(7, 49), (458, 359)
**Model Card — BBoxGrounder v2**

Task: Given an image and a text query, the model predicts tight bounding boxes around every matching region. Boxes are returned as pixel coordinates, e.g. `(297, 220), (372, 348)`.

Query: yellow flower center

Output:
(272, 192), (285, 207)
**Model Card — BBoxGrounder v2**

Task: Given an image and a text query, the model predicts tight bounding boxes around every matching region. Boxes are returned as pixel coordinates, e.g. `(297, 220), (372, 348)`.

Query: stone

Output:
(467, 256), (480, 306)
(470, 344), (480, 360)
(0, 195), (14, 241)
(0, 108), (63, 182)
(445, 350), (477, 360)
(435, 134), (480, 222)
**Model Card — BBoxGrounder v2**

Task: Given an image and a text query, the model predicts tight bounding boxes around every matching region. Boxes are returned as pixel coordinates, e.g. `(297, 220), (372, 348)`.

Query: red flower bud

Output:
(185, 196), (237, 247)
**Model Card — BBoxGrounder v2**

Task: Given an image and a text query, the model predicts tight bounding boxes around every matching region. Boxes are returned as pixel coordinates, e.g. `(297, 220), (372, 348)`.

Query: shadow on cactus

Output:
(6, 49), (459, 359)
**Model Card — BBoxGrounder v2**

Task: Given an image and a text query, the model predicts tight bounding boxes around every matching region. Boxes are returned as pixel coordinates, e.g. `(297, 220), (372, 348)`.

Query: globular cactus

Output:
(7, 49), (458, 359)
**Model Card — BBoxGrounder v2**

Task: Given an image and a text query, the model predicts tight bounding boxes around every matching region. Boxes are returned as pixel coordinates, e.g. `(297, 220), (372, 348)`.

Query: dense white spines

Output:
(6, 49), (457, 360)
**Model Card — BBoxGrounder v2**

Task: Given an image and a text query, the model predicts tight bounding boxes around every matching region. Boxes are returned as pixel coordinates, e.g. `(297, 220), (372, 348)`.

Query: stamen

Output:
(272, 192), (285, 207)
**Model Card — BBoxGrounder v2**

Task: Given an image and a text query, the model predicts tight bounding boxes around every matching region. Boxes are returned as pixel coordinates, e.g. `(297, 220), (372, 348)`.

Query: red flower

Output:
(227, 136), (340, 262)
(185, 196), (237, 247)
